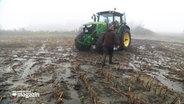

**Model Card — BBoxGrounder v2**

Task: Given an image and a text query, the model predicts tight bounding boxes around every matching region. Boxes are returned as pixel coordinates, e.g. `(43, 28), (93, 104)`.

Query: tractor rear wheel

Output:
(120, 30), (131, 50)
(75, 33), (91, 51)
(95, 35), (103, 53)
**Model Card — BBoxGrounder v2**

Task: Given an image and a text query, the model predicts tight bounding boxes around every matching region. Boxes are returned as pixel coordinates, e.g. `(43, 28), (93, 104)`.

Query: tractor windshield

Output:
(98, 13), (113, 24)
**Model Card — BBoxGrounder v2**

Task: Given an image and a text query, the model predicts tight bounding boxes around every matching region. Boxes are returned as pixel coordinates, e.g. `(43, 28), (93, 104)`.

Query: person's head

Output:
(108, 24), (114, 30)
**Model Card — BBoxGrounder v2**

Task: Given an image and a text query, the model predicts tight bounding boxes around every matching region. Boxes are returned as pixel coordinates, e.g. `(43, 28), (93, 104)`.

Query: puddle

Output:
(36, 44), (49, 55)
(64, 90), (81, 104)
(58, 63), (81, 104)
(13, 55), (18, 58)
(2, 66), (14, 73)
(13, 57), (26, 61)
(58, 63), (72, 81)
(5, 77), (30, 89)
(38, 75), (53, 83)
(128, 62), (139, 71)
(57, 46), (64, 51)
(44, 58), (52, 64)
(147, 71), (183, 93)
(138, 45), (145, 50)
(21, 59), (37, 78)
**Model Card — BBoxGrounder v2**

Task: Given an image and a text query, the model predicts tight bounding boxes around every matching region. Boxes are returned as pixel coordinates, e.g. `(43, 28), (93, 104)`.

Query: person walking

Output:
(102, 24), (120, 67)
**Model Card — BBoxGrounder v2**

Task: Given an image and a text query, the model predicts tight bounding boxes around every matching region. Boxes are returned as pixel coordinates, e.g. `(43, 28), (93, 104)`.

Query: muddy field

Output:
(0, 36), (184, 104)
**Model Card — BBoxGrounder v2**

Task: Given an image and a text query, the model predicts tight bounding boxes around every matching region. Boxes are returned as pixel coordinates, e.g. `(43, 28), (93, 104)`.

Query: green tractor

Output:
(75, 10), (131, 52)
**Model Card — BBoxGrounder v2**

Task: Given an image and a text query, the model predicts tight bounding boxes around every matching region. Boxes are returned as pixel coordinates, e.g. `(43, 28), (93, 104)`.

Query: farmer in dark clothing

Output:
(102, 24), (120, 67)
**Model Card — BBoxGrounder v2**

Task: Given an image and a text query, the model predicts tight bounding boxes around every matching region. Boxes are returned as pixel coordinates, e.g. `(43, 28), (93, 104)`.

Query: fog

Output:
(0, 0), (184, 33)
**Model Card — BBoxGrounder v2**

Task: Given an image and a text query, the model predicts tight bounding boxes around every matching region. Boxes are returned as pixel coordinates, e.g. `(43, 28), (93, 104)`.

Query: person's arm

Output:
(102, 32), (105, 43)
(113, 32), (120, 48)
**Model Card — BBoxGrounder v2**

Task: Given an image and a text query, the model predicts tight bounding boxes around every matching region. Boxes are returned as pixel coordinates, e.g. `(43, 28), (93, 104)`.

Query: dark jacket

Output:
(102, 29), (119, 48)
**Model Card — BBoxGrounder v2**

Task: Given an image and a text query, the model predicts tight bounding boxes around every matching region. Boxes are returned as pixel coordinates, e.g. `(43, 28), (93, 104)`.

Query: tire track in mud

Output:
(0, 44), (82, 104)
(71, 39), (184, 104)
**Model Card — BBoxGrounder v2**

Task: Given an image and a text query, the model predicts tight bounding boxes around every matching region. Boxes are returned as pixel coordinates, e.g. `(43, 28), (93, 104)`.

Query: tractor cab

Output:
(92, 11), (126, 28)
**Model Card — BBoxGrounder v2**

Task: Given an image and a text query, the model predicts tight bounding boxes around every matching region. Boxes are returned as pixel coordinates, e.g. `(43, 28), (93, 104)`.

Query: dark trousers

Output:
(102, 46), (114, 67)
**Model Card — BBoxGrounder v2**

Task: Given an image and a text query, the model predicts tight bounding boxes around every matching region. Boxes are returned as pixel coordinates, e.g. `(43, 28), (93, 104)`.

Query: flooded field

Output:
(0, 37), (184, 104)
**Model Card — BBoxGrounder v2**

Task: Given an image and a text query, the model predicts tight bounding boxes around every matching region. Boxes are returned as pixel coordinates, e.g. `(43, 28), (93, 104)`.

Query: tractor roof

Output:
(97, 11), (124, 16)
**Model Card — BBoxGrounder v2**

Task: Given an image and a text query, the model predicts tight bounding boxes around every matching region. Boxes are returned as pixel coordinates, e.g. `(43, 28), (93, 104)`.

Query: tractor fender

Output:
(125, 25), (130, 31)
(120, 24), (130, 33)
(118, 24), (130, 38)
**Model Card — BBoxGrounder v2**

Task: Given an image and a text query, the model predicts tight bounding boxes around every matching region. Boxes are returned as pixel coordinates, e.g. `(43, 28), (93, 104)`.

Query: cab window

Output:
(114, 16), (120, 23)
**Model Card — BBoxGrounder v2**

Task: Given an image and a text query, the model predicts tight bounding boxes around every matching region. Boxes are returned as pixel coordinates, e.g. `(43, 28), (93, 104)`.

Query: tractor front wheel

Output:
(75, 33), (91, 51)
(120, 30), (131, 50)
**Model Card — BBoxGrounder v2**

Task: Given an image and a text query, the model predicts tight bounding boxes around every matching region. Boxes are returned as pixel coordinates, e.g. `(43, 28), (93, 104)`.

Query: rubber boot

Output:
(109, 55), (113, 64)
(102, 54), (106, 67)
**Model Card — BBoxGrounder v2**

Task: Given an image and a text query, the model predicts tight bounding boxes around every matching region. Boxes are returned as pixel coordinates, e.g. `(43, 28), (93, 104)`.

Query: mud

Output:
(0, 38), (184, 104)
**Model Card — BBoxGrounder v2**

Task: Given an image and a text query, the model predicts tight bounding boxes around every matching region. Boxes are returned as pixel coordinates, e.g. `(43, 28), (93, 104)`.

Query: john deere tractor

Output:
(75, 10), (131, 52)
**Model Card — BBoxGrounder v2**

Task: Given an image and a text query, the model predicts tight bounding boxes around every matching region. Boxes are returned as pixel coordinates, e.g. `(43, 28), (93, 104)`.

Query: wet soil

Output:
(0, 38), (183, 104)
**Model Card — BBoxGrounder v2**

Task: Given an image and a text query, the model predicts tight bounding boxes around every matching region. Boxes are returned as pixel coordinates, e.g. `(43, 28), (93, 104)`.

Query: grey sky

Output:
(0, 0), (184, 33)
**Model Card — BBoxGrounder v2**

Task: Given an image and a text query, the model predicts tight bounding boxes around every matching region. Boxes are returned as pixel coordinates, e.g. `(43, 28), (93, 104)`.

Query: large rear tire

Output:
(120, 30), (131, 50)
(75, 33), (91, 51)
(95, 35), (103, 53)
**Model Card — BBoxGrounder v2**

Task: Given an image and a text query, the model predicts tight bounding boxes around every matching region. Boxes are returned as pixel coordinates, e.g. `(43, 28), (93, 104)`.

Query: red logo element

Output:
(12, 93), (17, 98)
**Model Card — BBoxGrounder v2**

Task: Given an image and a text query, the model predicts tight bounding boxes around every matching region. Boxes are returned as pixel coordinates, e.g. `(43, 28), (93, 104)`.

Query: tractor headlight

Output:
(87, 24), (92, 28)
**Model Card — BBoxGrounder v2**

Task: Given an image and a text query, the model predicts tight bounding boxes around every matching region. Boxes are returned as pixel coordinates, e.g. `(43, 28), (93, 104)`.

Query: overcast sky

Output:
(0, 0), (184, 33)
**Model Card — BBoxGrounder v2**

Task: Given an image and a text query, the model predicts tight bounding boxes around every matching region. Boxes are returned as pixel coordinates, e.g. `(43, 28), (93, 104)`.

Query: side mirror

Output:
(91, 14), (96, 22)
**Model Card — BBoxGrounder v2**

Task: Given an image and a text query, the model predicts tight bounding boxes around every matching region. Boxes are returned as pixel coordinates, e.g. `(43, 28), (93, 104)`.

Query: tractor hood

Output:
(83, 22), (107, 26)
(82, 22), (108, 35)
